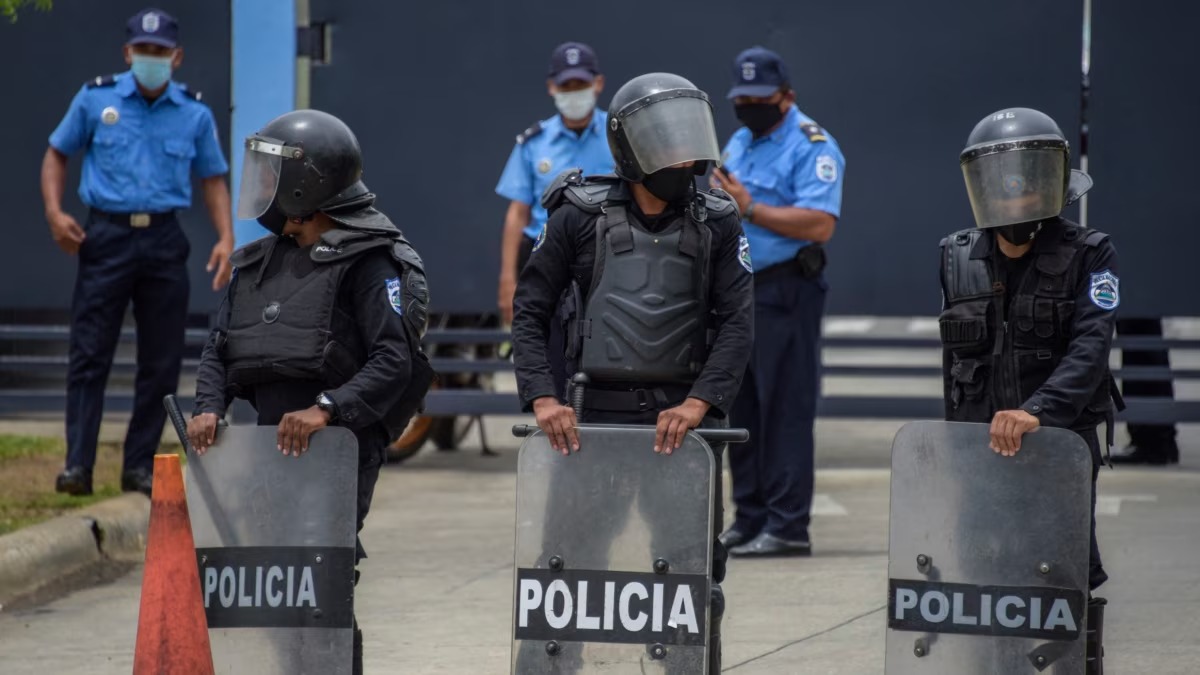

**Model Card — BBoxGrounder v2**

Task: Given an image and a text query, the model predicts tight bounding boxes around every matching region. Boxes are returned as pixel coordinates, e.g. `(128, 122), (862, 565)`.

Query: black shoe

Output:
(717, 527), (756, 549)
(1110, 442), (1179, 466)
(121, 468), (153, 497)
(728, 532), (812, 557)
(55, 467), (93, 496)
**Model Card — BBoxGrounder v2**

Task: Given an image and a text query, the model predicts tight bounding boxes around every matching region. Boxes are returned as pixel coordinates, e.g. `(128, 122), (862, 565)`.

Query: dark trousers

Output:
(517, 233), (568, 401)
(66, 212), (190, 472)
(1116, 317), (1177, 449)
(1075, 426), (1109, 591)
(729, 271), (826, 541)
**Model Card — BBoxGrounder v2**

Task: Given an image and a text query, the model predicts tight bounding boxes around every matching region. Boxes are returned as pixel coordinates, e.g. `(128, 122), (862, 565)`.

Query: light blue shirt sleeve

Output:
(791, 143), (844, 217)
(192, 106), (229, 178)
(495, 142), (535, 205)
(48, 86), (92, 156)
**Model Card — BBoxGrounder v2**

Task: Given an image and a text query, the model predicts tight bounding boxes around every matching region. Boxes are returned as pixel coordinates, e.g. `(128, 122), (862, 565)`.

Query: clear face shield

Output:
(235, 136), (303, 220)
(960, 140), (1068, 229)
(618, 90), (721, 175)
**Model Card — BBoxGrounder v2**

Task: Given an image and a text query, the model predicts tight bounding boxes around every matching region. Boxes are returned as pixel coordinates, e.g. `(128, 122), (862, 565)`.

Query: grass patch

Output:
(0, 434), (183, 536)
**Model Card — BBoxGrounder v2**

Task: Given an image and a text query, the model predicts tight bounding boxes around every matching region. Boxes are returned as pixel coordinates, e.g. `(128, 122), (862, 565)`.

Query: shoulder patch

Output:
(532, 225), (547, 253)
(799, 122), (827, 143)
(516, 121), (543, 145)
(737, 235), (753, 273)
(815, 154), (838, 183)
(86, 74), (118, 89)
(385, 277), (404, 315)
(1089, 270), (1120, 310)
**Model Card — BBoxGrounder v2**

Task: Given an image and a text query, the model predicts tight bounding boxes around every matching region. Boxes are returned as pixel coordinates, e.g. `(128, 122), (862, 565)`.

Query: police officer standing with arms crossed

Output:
(711, 47), (845, 557)
(186, 110), (434, 675)
(42, 8), (233, 497)
(940, 108), (1120, 674)
(496, 42), (613, 397)
(512, 72), (753, 673)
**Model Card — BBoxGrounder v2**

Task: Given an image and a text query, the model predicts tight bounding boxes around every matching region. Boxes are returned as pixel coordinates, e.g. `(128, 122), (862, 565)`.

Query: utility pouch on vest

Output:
(948, 356), (988, 409)
(560, 279), (584, 360)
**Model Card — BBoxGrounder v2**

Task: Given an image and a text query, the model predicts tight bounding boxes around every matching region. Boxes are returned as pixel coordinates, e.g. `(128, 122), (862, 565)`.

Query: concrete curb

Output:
(0, 493), (149, 609)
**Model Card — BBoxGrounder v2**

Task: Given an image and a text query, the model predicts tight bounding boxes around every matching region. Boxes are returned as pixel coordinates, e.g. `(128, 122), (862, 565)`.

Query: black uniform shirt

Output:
(194, 238), (414, 431)
(512, 183), (755, 416)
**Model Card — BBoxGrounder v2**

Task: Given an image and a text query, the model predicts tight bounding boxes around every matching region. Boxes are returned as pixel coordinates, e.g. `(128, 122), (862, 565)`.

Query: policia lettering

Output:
(199, 546), (355, 629)
(889, 579), (1083, 641)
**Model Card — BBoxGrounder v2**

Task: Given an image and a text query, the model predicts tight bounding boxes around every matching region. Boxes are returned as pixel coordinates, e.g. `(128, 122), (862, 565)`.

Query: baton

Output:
(162, 394), (239, 546)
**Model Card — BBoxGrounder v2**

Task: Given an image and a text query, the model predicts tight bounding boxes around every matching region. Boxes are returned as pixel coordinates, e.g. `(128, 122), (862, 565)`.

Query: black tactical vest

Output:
(939, 219), (1112, 427)
(223, 227), (433, 437)
(541, 171), (734, 386)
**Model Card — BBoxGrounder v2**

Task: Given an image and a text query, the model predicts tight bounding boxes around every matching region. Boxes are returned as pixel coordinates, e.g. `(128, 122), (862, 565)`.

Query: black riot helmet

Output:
(236, 109), (368, 224)
(959, 107), (1093, 232)
(607, 73), (722, 182)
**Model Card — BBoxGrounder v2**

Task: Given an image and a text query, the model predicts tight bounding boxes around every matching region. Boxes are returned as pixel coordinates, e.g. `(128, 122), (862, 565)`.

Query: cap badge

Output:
(741, 62), (756, 81)
(565, 48), (580, 66)
(142, 12), (160, 33)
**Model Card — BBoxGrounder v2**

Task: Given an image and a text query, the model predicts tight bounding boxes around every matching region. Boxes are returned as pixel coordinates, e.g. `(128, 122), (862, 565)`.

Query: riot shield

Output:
(886, 421), (1092, 674)
(186, 425), (359, 675)
(511, 425), (716, 674)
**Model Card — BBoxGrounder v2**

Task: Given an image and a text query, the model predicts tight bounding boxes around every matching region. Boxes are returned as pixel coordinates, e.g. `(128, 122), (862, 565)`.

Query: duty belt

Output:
(90, 208), (176, 228)
(581, 386), (689, 412)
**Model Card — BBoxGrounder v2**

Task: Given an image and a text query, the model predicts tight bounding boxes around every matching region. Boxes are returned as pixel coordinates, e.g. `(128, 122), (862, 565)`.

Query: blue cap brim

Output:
(726, 84), (780, 99)
(554, 67), (596, 85)
(128, 36), (177, 48)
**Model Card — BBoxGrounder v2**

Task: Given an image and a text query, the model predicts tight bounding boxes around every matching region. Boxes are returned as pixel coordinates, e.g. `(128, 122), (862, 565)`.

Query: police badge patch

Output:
(386, 277), (404, 316)
(532, 226), (547, 252)
(816, 155), (838, 183)
(1089, 270), (1120, 310)
(738, 235), (753, 273)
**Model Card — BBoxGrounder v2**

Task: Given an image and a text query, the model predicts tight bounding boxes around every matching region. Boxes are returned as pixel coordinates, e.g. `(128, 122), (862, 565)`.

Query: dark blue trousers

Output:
(729, 271), (826, 542)
(65, 212), (190, 473)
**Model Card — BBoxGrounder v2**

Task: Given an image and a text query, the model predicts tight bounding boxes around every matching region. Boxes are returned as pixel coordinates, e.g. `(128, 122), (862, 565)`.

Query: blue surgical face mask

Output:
(130, 54), (173, 90)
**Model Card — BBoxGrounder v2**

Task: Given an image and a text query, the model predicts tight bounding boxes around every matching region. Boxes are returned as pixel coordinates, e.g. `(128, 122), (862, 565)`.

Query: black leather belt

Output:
(90, 208), (176, 228)
(582, 386), (688, 412)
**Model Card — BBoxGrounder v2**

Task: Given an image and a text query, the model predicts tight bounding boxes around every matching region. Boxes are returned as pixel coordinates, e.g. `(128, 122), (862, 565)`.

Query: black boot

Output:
(709, 584), (725, 675)
(1086, 597), (1106, 675)
(55, 466), (93, 496)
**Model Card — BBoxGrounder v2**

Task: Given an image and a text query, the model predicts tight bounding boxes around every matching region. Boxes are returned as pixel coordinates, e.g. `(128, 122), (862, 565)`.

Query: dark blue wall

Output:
(0, 1), (231, 313)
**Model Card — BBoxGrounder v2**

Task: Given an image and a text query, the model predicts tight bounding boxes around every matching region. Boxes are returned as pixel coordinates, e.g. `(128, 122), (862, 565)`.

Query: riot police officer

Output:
(939, 107), (1120, 674)
(512, 72), (754, 672)
(186, 109), (434, 674)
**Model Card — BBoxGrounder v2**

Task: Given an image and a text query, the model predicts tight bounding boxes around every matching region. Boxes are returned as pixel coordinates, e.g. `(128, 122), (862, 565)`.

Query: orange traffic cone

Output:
(133, 453), (215, 675)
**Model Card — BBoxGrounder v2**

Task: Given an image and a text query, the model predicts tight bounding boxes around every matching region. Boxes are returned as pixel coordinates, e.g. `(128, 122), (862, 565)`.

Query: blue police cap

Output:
(126, 8), (179, 49)
(727, 46), (789, 99)
(548, 42), (600, 86)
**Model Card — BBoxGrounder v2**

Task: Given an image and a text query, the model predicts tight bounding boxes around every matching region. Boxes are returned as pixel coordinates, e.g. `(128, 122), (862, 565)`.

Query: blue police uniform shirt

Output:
(48, 71), (229, 213)
(721, 105), (845, 270)
(495, 110), (614, 240)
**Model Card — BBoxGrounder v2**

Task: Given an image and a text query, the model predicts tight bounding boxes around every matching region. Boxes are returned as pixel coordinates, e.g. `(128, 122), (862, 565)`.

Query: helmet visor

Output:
(961, 143), (1066, 229)
(620, 92), (720, 175)
(235, 137), (288, 219)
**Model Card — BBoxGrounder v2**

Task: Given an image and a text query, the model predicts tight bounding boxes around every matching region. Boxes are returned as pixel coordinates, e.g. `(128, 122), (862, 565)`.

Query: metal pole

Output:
(1079, 0), (1093, 227)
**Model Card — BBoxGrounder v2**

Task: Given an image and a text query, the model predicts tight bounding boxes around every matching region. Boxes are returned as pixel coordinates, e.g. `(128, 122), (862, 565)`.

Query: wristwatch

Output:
(744, 201), (757, 223)
(315, 393), (339, 422)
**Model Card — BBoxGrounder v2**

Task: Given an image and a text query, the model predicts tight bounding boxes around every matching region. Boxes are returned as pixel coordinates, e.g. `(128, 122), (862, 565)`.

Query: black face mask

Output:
(256, 198), (288, 236)
(735, 102), (785, 136)
(997, 221), (1042, 245)
(641, 166), (695, 203)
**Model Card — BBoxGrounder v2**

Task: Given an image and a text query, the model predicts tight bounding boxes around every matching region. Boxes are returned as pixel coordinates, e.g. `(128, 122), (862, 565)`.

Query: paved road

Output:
(0, 418), (1197, 674)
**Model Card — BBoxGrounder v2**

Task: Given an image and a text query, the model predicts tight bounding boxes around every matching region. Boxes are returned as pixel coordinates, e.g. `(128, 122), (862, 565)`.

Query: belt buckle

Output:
(635, 389), (650, 410)
(130, 213), (151, 228)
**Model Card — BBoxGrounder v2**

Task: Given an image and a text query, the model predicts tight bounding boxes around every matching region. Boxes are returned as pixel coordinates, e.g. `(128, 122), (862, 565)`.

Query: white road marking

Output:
(812, 493), (849, 516)
(1095, 494), (1158, 516)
